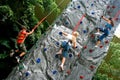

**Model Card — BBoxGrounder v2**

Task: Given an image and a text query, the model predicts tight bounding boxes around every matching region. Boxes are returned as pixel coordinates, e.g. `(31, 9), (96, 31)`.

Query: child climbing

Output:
(15, 26), (34, 63)
(57, 31), (79, 70)
(95, 16), (114, 47)
(10, 49), (24, 63)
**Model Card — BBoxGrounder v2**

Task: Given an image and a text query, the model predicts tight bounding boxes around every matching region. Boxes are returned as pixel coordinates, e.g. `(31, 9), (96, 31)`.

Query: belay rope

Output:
(16, 0), (66, 30)
(72, 14), (86, 32)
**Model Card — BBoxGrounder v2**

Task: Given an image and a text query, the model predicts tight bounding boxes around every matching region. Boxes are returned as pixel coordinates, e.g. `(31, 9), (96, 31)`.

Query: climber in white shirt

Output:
(57, 31), (79, 70)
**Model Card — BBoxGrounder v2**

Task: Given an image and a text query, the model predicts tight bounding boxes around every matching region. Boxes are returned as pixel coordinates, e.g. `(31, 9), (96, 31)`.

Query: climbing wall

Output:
(7, 0), (120, 80)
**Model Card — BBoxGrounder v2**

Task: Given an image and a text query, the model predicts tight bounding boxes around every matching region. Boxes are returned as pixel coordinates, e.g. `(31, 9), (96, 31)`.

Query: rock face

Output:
(7, 0), (120, 80)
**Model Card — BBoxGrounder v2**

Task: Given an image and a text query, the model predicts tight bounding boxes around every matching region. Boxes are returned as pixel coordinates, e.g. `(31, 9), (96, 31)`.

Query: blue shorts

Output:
(99, 28), (109, 41)
(99, 34), (108, 41)
(61, 41), (71, 58)
(62, 51), (68, 58)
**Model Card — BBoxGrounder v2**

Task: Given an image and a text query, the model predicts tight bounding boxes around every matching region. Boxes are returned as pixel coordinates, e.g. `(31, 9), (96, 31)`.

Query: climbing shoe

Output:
(15, 56), (20, 63)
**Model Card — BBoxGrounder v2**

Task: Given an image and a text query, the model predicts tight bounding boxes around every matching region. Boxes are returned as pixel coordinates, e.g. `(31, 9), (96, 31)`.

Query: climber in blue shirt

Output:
(95, 16), (114, 47)
(57, 31), (79, 70)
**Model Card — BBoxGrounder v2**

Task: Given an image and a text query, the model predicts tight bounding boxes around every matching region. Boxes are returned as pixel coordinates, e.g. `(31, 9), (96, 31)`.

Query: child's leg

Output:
(19, 52), (26, 57)
(57, 48), (63, 54)
(95, 34), (107, 47)
(60, 57), (66, 70)
(96, 40), (101, 47)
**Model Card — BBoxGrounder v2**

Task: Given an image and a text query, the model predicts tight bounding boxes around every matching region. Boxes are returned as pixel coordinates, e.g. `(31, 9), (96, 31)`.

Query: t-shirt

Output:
(65, 34), (73, 40)
(104, 23), (113, 35)
(105, 23), (112, 30)
(17, 30), (27, 44)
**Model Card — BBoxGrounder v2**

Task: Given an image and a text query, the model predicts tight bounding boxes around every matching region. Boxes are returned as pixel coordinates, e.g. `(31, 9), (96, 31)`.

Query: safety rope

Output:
(33, 0), (66, 30)
(15, 0), (66, 30)
(113, 10), (120, 20)
(72, 14), (86, 32)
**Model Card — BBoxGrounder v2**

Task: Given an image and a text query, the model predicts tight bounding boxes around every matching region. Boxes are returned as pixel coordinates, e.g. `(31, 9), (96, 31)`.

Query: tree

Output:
(93, 36), (120, 80)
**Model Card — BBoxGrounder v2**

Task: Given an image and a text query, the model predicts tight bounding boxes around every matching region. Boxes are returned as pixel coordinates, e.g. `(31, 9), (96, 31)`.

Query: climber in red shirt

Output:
(15, 26), (34, 63)
(17, 26), (34, 52)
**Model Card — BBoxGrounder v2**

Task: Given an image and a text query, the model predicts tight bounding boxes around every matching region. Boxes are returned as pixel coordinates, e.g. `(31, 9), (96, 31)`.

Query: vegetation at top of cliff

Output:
(93, 36), (120, 80)
(0, 0), (60, 59)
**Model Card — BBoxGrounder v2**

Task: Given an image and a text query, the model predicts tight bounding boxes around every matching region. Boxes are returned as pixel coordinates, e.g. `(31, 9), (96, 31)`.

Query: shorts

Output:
(98, 28), (109, 41)
(62, 51), (68, 58)
(61, 41), (71, 58)
(99, 34), (108, 41)
(17, 43), (27, 52)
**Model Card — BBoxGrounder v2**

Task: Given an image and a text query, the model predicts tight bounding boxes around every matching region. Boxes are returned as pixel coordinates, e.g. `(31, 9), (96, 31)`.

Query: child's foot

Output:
(56, 51), (62, 55)
(60, 65), (64, 71)
(94, 45), (98, 48)
(10, 50), (14, 57)
(15, 56), (20, 63)
(94, 32), (101, 35)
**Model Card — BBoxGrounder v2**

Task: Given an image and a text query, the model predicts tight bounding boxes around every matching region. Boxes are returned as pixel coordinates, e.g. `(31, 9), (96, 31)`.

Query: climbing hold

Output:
(91, 12), (95, 15)
(90, 34), (95, 38)
(69, 54), (73, 58)
(66, 70), (71, 75)
(77, 5), (80, 9)
(55, 54), (59, 58)
(83, 30), (87, 33)
(83, 46), (87, 49)
(91, 4), (94, 6)
(77, 52), (80, 57)
(80, 21), (82, 24)
(115, 18), (119, 21)
(65, 22), (69, 25)
(89, 49), (93, 53)
(90, 65), (95, 69)
(107, 5), (110, 9)
(43, 48), (47, 52)
(107, 11), (111, 14)
(25, 71), (31, 77)
(112, 6), (116, 9)
(75, 46), (78, 48)
(80, 75), (84, 79)
(56, 42), (60, 46)
(36, 58), (41, 63)
(59, 32), (62, 36)
(99, 45), (103, 48)
(52, 70), (57, 74)
(105, 40), (109, 44)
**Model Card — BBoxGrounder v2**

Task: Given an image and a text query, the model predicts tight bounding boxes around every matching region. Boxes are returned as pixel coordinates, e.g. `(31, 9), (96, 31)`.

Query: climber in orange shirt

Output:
(17, 26), (34, 51)
(15, 26), (34, 63)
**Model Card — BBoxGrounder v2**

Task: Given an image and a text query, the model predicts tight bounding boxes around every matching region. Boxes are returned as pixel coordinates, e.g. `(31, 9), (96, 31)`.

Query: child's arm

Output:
(101, 16), (110, 22)
(27, 29), (34, 35)
(62, 31), (68, 36)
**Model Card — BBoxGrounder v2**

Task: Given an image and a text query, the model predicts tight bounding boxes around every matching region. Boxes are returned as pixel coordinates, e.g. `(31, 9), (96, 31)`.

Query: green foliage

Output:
(0, 53), (8, 59)
(0, 0), (62, 59)
(93, 73), (113, 80)
(94, 37), (120, 80)
(0, 5), (13, 21)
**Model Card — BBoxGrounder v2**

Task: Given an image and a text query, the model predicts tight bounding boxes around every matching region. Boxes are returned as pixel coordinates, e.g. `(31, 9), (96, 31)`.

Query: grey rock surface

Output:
(6, 0), (120, 80)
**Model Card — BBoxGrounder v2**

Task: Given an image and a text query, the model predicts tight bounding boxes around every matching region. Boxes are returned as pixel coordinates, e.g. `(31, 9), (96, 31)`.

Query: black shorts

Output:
(17, 43), (27, 52)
